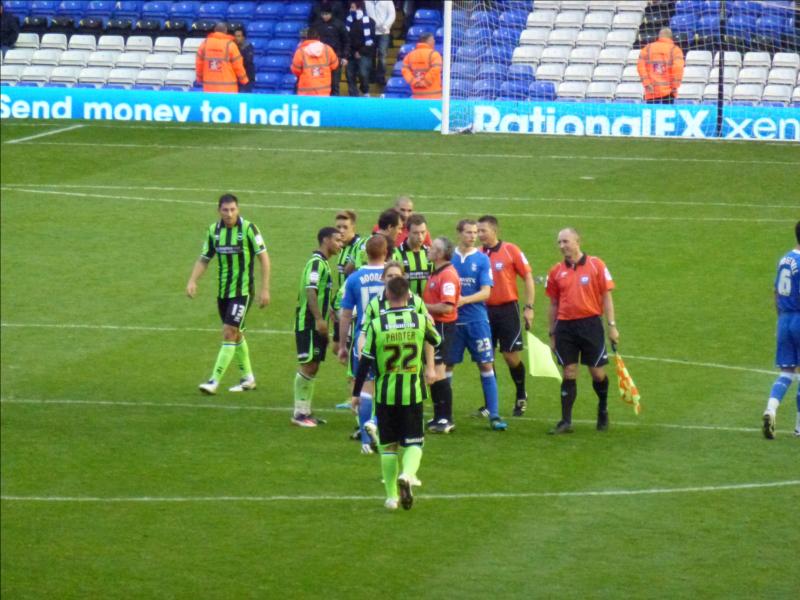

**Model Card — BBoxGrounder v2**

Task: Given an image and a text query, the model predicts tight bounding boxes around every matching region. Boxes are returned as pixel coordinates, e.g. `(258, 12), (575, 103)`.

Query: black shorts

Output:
(376, 401), (424, 447)
(295, 328), (328, 364)
(488, 301), (524, 353)
(217, 296), (251, 330)
(433, 321), (457, 365)
(554, 316), (608, 367)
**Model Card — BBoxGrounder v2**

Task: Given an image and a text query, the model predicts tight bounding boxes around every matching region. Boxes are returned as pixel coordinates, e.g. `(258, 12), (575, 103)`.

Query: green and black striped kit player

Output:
(202, 217), (266, 301)
(398, 241), (432, 296)
(295, 250), (333, 333)
(354, 233), (403, 270)
(331, 233), (362, 314)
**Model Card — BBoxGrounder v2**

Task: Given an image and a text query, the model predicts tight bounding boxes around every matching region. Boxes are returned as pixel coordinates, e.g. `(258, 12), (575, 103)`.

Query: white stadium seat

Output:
(743, 52), (771, 69)
(512, 45), (544, 66)
(682, 65), (710, 84)
(676, 82), (704, 102)
(182, 37), (204, 54)
(597, 47), (628, 65)
(575, 28), (607, 47)
(615, 81), (644, 101)
(737, 66), (768, 85)
(761, 84), (792, 104)
(569, 46), (600, 65)
(136, 68), (169, 87)
(15, 32), (40, 49)
(171, 54), (196, 70)
(40, 33), (68, 51)
(703, 83), (732, 101)
(68, 35), (97, 52)
(20, 65), (53, 84)
(30, 49), (62, 66)
(627, 49), (641, 65)
(540, 45), (571, 65)
(115, 52), (148, 69)
(557, 80), (588, 99)
(588, 0), (617, 12)
(526, 10), (556, 29)
(86, 51), (119, 68)
(713, 51), (742, 68)
(547, 28), (580, 47)
(97, 35), (125, 53)
(585, 80), (616, 101)
(164, 70), (197, 89)
(144, 53), (176, 70)
(621, 65), (640, 82)
(0, 64), (23, 84)
(126, 36), (154, 53)
(792, 86), (800, 104)
(733, 83), (764, 102)
(772, 53), (800, 70)
(107, 67), (141, 87)
(605, 29), (637, 47)
(583, 11), (613, 30)
(768, 68), (798, 87)
(58, 50), (92, 67)
(708, 66), (739, 85)
(520, 27), (550, 46)
(685, 50), (713, 68)
(564, 63), (593, 82)
(554, 11), (586, 29)
(153, 37), (182, 54)
(48, 65), (82, 85)
(78, 67), (112, 86)
(535, 63), (566, 83)
(592, 64), (623, 82)
(3, 49), (35, 65)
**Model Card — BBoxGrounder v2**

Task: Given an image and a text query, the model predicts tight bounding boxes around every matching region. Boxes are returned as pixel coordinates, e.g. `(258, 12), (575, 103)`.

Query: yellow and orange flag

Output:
(612, 343), (641, 415)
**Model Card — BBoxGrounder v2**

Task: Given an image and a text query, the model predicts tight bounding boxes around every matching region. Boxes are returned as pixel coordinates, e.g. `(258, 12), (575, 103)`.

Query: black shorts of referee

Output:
(553, 316), (608, 367)
(433, 320), (456, 365)
(488, 301), (524, 353)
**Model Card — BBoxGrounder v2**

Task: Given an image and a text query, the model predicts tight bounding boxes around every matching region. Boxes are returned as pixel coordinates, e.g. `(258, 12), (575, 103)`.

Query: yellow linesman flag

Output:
(613, 349), (641, 415)
(525, 331), (562, 381)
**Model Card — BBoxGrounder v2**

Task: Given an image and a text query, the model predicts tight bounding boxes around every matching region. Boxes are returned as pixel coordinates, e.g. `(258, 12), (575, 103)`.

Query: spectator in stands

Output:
(196, 22), (250, 93)
(1, 4), (20, 56)
(365, 0), (396, 86)
(310, 0), (347, 25)
(345, 1), (376, 97)
(291, 27), (340, 96)
(312, 6), (350, 96)
(234, 26), (255, 94)
(637, 27), (685, 104)
(402, 32), (442, 100)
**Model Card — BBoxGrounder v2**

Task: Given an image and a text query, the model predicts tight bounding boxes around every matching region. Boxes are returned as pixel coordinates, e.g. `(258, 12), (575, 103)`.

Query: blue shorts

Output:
(446, 319), (494, 365)
(776, 312), (800, 368)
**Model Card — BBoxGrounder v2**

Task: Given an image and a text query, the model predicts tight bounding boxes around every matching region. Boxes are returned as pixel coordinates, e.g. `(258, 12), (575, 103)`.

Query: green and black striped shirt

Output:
(295, 250), (333, 331)
(353, 233), (403, 270)
(200, 218), (267, 299)
(332, 233), (362, 312)
(362, 310), (441, 406)
(398, 241), (432, 296)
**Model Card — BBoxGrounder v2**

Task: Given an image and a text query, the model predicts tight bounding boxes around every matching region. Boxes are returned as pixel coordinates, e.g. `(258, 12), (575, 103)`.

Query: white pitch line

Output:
(13, 140), (799, 166)
(4, 124), (84, 145)
(1, 182), (794, 210)
(0, 187), (787, 224)
(2, 480), (798, 503)
(0, 321), (776, 376)
(0, 398), (766, 433)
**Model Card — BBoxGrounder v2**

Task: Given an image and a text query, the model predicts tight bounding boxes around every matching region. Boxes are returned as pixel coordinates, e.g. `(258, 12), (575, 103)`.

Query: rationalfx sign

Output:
(465, 102), (800, 140)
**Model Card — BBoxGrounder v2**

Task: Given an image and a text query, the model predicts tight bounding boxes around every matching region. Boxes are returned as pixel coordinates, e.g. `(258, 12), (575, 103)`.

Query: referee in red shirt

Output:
(478, 215), (535, 416)
(545, 228), (619, 434)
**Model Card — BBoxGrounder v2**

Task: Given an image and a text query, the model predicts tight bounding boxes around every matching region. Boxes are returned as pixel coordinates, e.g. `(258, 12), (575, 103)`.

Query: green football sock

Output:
(211, 342), (237, 381)
(380, 449), (399, 499)
(294, 372), (315, 415)
(401, 445), (423, 479)
(235, 338), (253, 377)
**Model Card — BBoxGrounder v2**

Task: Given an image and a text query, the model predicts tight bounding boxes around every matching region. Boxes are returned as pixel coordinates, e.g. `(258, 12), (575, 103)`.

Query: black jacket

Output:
(311, 17), (349, 59)
(344, 12), (376, 58)
(238, 40), (255, 86)
(1, 10), (20, 47)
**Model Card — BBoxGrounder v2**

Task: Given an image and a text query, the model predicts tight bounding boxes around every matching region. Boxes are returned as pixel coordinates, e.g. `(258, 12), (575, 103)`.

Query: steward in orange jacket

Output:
(195, 24), (249, 93)
(401, 33), (442, 99)
(291, 28), (339, 96)
(637, 27), (685, 103)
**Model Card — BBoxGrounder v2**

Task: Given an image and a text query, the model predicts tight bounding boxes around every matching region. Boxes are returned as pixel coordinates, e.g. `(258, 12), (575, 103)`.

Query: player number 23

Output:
(476, 338), (492, 353)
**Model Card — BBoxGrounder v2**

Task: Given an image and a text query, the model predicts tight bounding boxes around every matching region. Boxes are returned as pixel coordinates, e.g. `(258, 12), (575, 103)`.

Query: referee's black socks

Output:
(430, 379), (453, 422)
(560, 379), (577, 423)
(593, 377), (609, 413)
(508, 361), (527, 400)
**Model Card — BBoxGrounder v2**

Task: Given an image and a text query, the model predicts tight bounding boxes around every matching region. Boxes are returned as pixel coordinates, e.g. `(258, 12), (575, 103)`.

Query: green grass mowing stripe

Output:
(2, 182), (795, 210)
(0, 187), (789, 223)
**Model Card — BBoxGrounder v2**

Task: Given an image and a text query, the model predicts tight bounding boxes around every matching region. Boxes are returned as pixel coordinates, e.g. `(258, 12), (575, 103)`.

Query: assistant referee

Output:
(545, 228), (619, 434)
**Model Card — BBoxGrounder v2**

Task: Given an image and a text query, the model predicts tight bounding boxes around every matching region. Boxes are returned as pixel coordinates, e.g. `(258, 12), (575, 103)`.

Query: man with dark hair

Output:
(186, 194), (270, 394)
(424, 236), (461, 433)
(353, 275), (440, 510)
(399, 214), (432, 297)
(311, 6), (349, 95)
(354, 208), (403, 269)
(233, 25), (255, 93)
(292, 227), (342, 427)
(478, 215), (536, 416)
(195, 22), (249, 93)
(332, 210), (361, 355)
(344, 1), (376, 96)
(448, 220), (507, 431)
(762, 221), (800, 439)
(545, 228), (619, 434)
(291, 26), (340, 96)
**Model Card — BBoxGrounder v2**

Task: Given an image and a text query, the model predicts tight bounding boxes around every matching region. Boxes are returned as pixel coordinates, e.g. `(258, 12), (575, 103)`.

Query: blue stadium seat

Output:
(263, 54), (291, 72)
(471, 79), (496, 99)
(413, 9), (442, 28)
(463, 25), (490, 45)
(726, 14), (757, 44)
(384, 76), (411, 97)
(286, 2), (312, 21)
(499, 80), (529, 100)
(254, 55), (271, 71)
(397, 43), (415, 61)
(84, 1), (116, 18)
(4, 1), (31, 17)
(281, 73), (297, 88)
(141, 1), (170, 22)
(255, 2), (282, 21)
(493, 26), (520, 45)
(406, 25), (430, 44)
(455, 44), (482, 63)
(113, 1), (143, 19)
(469, 10), (497, 29)
(197, 2), (227, 21)
(482, 44), (514, 66)
(434, 27), (444, 44)
(674, 0), (701, 14)
(477, 63), (507, 83)
(700, 0), (720, 16)
(255, 71), (281, 90)
(249, 37), (270, 55)
(728, 0), (762, 18)
(697, 14), (721, 44)
(762, 0), (793, 18)
(132, 83), (157, 90)
(529, 80), (556, 101)
(499, 10), (528, 29)
(267, 38), (296, 56)
(274, 21), (305, 38)
(249, 20), (275, 39)
(450, 79), (470, 99)
(506, 64), (535, 85)
(227, 2), (256, 23)
(29, 1), (59, 18)
(450, 62), (472, 81)
(57, 1), (86, 18)
(670, 14), (696, 39)
(170, 2), (201, 20)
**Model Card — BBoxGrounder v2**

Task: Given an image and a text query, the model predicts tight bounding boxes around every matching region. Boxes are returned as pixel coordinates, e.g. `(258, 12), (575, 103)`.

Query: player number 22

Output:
(385, 343), (418, 372)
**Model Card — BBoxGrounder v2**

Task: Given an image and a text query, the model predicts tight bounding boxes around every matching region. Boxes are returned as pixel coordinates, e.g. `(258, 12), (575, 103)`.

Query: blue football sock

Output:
(359, 392), (373, 444)
(480, 370), (499, 419)
(769, 375), (793, 403)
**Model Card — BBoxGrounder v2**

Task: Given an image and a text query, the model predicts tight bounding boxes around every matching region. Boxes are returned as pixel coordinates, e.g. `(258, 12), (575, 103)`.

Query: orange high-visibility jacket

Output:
(290, 40), (339, 96)
(195, 32), (249, 93)
(637, 38), (685, 100)
(402, 41), (443, 99)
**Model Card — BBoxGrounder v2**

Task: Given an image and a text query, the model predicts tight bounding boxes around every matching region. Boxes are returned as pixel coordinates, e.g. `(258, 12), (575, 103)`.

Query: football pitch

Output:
(1, 119), (798, 599)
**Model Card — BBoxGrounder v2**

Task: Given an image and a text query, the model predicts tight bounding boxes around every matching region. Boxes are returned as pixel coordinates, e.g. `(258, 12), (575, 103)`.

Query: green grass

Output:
(1, 120), (799, 599)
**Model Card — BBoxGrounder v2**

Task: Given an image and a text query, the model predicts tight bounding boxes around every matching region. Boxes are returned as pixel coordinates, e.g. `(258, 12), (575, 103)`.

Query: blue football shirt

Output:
(341, 266), (385, 332)
(452, 248), (493, 323)
(775, 249), (800, 313)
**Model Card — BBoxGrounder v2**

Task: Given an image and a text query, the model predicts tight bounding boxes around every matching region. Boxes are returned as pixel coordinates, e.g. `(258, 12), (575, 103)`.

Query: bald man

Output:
(637, 27), (684, 104)
(545, 228), (619, 434)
